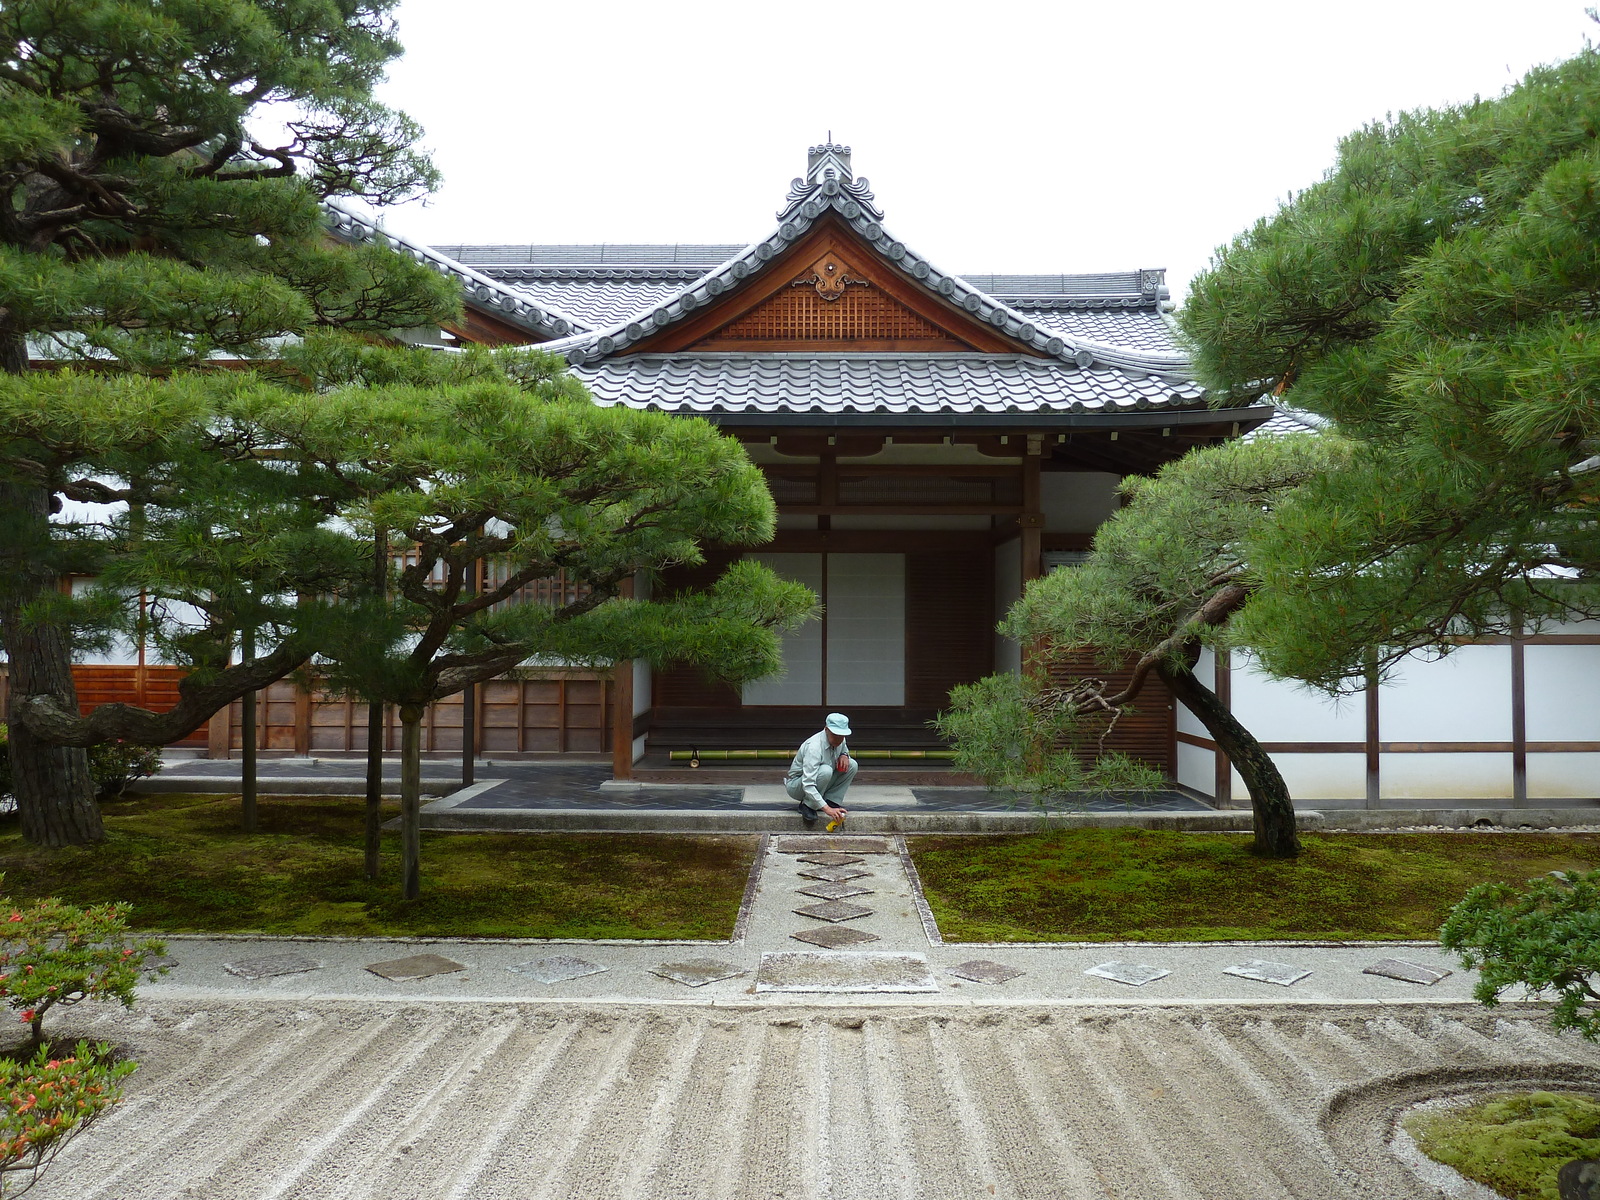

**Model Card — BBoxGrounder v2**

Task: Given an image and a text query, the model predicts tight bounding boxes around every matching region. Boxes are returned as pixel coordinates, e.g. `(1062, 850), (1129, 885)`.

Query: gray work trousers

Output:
(785, 760), (858, 810)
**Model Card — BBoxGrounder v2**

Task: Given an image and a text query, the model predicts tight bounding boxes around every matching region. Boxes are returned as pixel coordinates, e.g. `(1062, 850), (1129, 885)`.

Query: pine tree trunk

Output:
(364, 700), (383, 880)
(0, 489), (104, 847)
(1157, 659), (1299, 858)
(400, 705), (422, 900)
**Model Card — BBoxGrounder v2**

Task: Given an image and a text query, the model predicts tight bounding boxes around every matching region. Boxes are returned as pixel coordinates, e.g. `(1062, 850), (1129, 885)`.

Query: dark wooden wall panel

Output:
(651, 551), (742, 709)
(1045, 649), (1176, 776)
(906, 551), (993, 710)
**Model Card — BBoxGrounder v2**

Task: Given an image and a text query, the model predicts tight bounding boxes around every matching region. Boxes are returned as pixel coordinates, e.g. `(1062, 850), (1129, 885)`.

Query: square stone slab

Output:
(756, 952), (938, 993)
(1363, 958), (1453, 986)
(1223, 958), (1311, 987)
(946, 960), (1026, 985)
(775, 836), (893, 855)
(797, 881), (875, 901)
(141, 954), (179, 974)
(1085, 960), (1172, 988)
(797, 864), (872, 883)
(506, 955), (607, 984)
(794, 900), (873, 923)
(795, 852), (865, 867)
(222, 953), (322, 980)
(650, 958), (747, 988)
(364, 953), (465, 982)
(790, 926), (881, 948)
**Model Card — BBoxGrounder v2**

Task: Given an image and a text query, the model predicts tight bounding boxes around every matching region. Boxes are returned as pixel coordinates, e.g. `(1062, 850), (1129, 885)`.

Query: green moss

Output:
(907, 830), (1600, 942)
(0, 795), (755, 940)
(1404, 1092), (1600, 1200)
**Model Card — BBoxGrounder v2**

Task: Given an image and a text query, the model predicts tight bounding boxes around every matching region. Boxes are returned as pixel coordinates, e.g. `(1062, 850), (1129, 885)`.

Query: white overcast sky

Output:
(373, 0), (1595, 304)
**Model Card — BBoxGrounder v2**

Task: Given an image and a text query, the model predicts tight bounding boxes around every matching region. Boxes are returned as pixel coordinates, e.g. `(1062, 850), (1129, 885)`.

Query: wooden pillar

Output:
(1511, 626), (1527, 807)
(1020, 437), (1043, 585)
(611, 576), (636, 780)
(206, 709), (230, 759)
(1364, 659), (1381, 808)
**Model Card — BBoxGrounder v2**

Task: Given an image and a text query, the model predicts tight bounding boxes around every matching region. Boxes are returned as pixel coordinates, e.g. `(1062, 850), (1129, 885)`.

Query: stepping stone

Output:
(797, 864), (871, 883)
(775, 836), (893, 855)
(796, 852), (865, 867)
(141, 954), (179, 974)
(1363, 958), (1452, 986)
(791, 926), (880, 948)
(1085, 961), (1171, 987)
(794, 900), (873, 923)
(797, 881), (874, 901)
(756, 951), (938, 993)
(650, 958), (747, 988)
(364, 953), (465, 982)
(222, 953), (321, 980)
(506, 955), (606, 984)
(1223, 958), (1311, 987)
(947, 960), (1025, 985)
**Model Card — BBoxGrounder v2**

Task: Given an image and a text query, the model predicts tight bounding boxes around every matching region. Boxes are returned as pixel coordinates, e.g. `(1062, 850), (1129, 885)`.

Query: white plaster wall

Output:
(825, 554), (906, 706)
(1379, 646), (1513, 742)
(1524, 644), (1600, 741)
(1527, 753), (1600, 799)
(633, 659), (651, 717)
(1176, 741), (1214, 793)
(1380, 752), (1514, 800)
(1228, 652), (1365, 742)
(993, 537), (1021, 676)
(1176, 648), (1214, 738)
(1040, 472), (1120, 533)
(1236, 753), (1367, 802)
(742, 553), (823, 706)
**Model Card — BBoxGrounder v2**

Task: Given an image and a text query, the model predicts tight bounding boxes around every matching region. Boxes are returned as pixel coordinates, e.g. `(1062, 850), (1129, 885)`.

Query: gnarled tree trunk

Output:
(399, 704), (423, 901)
(0, 479), (104, 846)
(1157, 655), (1299, 858)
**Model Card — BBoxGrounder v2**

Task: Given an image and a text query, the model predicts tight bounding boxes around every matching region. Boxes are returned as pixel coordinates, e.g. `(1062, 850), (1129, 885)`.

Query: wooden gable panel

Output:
(629, 214), (1042, 357)
(702, 282), (963, 351)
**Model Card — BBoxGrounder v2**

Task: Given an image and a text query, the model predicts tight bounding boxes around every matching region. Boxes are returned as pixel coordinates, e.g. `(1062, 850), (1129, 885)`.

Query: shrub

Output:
(0, 889), (164, 1045)
(0, 726), (163, 804)
(0, 1040), (137, 1195)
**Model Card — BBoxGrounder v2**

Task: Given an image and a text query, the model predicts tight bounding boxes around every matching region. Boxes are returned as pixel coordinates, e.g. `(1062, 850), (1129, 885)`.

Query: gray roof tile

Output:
(573, 354), (1204, 417)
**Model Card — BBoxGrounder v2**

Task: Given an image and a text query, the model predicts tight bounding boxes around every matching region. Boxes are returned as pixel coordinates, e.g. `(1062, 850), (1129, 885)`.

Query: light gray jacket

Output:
(785, 730), (850, 809)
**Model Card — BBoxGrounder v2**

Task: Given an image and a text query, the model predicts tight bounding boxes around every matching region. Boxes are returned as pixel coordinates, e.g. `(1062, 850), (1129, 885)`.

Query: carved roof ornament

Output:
(792, 251), (869, 301)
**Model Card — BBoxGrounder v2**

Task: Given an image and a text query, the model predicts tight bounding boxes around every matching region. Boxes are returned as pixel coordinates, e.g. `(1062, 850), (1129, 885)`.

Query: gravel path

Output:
(32, 998), (1600, 1199)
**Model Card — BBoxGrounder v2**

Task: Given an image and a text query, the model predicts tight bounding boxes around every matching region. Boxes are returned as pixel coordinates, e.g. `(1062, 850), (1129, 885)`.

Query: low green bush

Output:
(0, 1039), (137, 1195)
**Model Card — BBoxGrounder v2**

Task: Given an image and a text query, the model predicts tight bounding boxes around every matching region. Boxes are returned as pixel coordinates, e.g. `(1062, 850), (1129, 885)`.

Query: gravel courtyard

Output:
(33, 998), (1600, 1199)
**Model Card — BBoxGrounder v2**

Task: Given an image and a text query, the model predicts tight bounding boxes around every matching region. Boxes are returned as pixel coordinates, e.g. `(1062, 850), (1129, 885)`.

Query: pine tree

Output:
(0, 2), (455, 844)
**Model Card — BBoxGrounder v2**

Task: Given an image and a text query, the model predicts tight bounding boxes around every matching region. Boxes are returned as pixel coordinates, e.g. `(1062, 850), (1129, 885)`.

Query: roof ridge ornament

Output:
(779, 142), (883, 222)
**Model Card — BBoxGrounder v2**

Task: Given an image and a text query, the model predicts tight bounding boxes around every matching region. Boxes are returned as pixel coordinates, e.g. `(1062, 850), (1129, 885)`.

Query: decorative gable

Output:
(703, 276), (957, 348)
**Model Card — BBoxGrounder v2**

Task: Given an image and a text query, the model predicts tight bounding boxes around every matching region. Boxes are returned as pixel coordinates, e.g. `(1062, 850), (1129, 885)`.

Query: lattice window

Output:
(764, 475), (820, 504)
(484, 559), (591, 610)
(836, 475), (1015, 505)
(712, 285), (950, 342)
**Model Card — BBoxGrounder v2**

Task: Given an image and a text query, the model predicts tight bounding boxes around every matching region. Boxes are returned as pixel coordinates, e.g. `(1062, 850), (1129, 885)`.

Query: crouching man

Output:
(785, 713), (856, 825)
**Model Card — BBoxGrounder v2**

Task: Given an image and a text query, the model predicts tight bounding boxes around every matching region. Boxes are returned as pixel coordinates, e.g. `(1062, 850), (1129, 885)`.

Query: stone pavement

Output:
(139, 833), (1491, 1010)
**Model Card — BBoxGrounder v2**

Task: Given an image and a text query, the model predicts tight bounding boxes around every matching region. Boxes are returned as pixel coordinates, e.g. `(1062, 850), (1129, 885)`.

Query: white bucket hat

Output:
(825, 713), (852, 736)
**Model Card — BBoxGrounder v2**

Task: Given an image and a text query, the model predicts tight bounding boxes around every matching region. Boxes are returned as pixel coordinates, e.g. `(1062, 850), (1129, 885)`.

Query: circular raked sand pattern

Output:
(28, 999), (1600, 1200)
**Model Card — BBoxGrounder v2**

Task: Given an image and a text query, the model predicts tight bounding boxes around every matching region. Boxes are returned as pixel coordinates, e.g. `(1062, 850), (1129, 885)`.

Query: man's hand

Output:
(836, 752), (852, 773)
(822, 804), (848, 821)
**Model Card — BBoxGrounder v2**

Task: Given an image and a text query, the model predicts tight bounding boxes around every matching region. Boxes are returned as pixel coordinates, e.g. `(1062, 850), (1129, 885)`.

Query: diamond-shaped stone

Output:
(365, 953), (465, 981)
(797, 881), (874, 901)
(1223, 958), (1310, 987)
(794, 900), (873, 923)
(222, 953), (322, 980)
(797, 864), (872, 883)
(790, 926), (880, 948)
(946, 960), (1025, 985)
(756, 952), (938, 993)
(1363, 958), (1452, 986)
(650, 958), (747, 988)
(506, 955), (606, 984)
(1085, 961), (1171, 987)
(795, 852), (865, 867)
(776, 836), (892, 855)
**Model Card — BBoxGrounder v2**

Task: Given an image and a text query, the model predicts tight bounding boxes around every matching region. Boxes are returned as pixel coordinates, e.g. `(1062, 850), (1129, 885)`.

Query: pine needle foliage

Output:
(1182, 40), (1600, 693)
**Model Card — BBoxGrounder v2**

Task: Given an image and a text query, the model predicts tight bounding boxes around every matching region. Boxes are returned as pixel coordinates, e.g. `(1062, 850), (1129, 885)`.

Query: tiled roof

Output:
(573, 354), (1206, 417)
(322, 203), (584, 339)
(531, 144), (1192, 378)
(492, 278), (689, 329)
(1021, 309), (1183, 354)
(1241, 408), (1325, 441)
(432, 244), (745, 269)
